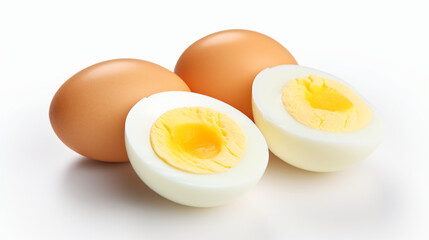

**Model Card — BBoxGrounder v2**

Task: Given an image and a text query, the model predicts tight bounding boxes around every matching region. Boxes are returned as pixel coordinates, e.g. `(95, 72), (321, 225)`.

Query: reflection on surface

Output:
(258, 152), (400, 233)
(61, 153), (400, 237)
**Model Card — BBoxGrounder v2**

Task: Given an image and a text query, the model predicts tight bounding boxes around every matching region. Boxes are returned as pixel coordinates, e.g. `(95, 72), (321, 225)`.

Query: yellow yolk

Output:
(282, 75), (372, 132)
(150, 107), (246, 174)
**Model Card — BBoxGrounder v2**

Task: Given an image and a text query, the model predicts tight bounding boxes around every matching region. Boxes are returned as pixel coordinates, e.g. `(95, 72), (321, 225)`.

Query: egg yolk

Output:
(150, 107), (246, 174)
(282, 75), (372, 132)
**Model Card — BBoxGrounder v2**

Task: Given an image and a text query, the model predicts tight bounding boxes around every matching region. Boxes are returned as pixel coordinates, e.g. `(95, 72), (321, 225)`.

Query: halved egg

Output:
(252, 65), (384, 172)
(125, 91), (268, 207)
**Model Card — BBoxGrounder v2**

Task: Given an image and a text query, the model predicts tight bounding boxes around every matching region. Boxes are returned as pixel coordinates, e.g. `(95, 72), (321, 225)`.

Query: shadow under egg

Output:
(60, 156), (217, 213)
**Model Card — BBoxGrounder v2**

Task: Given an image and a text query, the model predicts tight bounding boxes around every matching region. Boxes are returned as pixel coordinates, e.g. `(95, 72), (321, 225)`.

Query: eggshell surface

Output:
(175, 29), (297, 119)
(252, 65), (384, 172)
(49, 59), (190, 163)
(125, 91), (269, 207)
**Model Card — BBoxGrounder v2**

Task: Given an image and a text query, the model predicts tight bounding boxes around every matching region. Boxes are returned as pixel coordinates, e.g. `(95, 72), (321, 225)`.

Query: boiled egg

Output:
(175, 29), (297, 119)
(252, 65), (384, 172)
(125, 91), (268, 207)
(49, 59), (190, 163)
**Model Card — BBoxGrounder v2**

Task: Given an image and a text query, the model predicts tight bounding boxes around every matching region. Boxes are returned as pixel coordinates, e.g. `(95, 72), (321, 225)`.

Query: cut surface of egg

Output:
(125, 91), (268, 207)
(252, 65), (384, 172)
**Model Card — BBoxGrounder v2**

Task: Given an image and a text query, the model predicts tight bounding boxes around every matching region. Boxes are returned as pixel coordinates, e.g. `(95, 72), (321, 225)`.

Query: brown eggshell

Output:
(49, 59), (190, 163)
(175, 29), (297, 119)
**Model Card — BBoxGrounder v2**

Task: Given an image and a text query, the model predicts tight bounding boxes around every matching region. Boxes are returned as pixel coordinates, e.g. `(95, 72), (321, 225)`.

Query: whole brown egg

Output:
(174, 29), (298, 119)
(50, 59), (190, 163)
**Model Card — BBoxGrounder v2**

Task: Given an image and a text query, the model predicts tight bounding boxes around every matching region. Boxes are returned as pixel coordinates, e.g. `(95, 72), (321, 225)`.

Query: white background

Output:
(1, 0), (428, 239)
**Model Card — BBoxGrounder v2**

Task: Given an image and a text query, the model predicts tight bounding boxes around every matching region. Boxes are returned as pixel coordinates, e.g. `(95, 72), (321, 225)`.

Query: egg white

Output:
(252, 65), (384, 172)
(125, 91), (268, 207)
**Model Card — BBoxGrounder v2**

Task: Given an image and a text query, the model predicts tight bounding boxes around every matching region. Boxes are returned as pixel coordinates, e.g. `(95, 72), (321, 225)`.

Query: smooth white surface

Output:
(1, 0), (428, 239)
(125, 91), (268, 207)
(252, 65), (384, 172)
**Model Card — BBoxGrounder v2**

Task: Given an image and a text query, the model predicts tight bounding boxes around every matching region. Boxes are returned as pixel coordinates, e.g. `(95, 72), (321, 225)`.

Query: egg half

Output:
(252, 65), (384, 172)
(125, 91), (269, 207)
